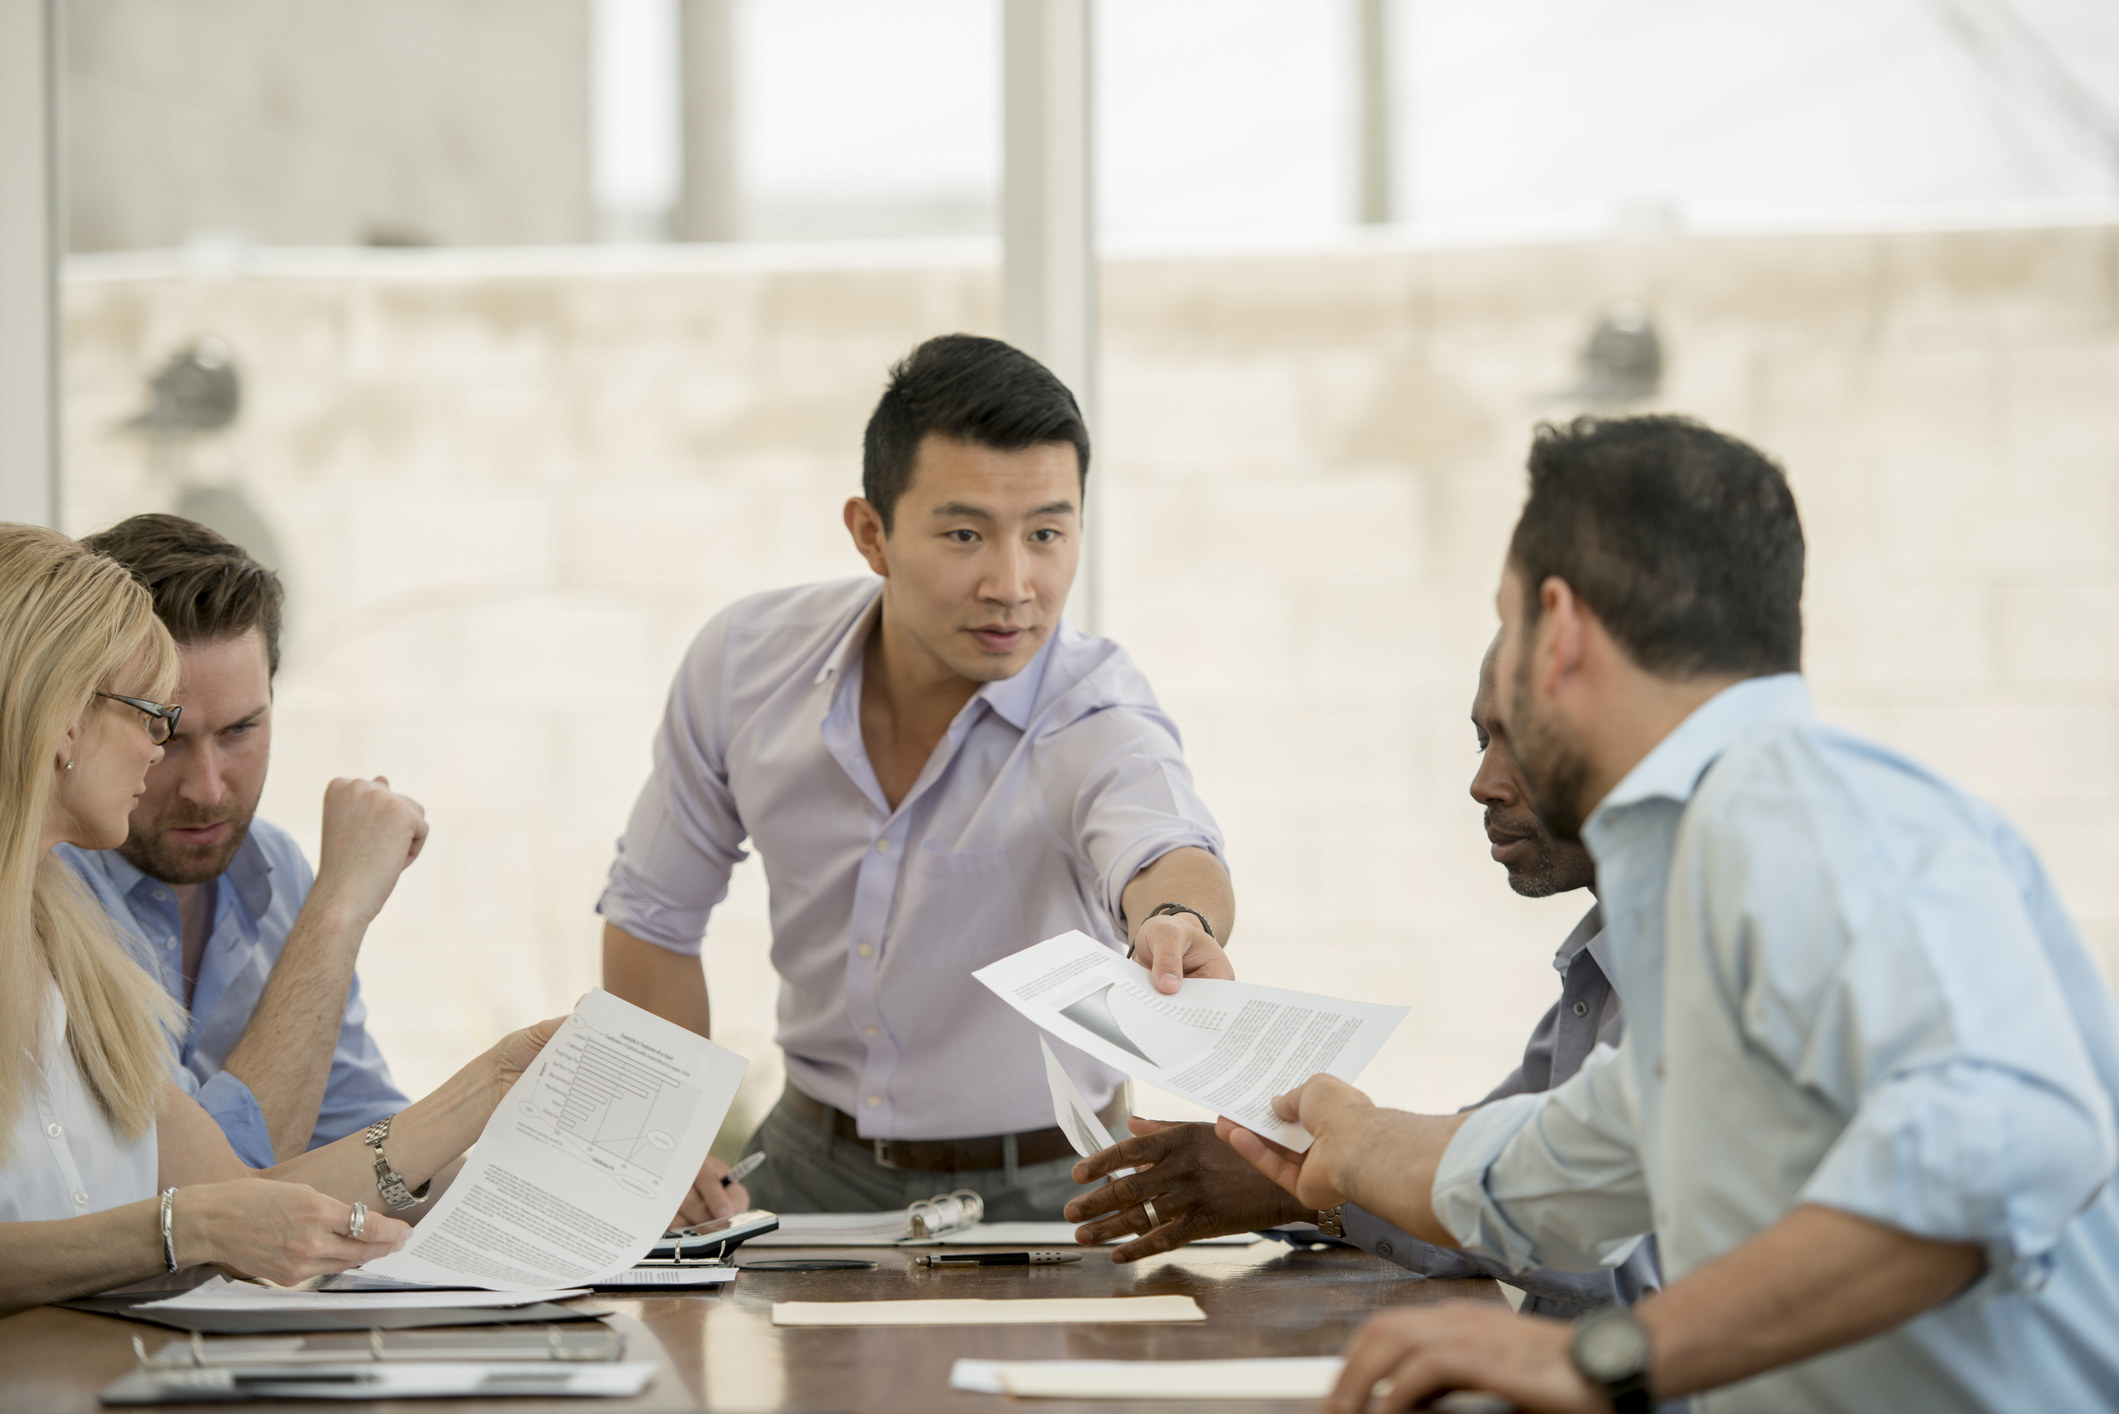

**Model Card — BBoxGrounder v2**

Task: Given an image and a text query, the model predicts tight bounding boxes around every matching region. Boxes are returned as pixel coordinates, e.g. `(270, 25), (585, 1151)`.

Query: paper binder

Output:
(98, 1327), (656, 1404)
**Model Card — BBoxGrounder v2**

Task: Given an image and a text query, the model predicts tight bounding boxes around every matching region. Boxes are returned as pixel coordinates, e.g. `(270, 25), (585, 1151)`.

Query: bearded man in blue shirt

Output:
(1227, 416), (2119, 1413)
(61, 515), (428, 1169)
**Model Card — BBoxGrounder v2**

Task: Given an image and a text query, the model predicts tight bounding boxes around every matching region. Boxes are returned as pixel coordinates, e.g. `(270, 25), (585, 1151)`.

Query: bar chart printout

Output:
(357, 989), (748, 1291)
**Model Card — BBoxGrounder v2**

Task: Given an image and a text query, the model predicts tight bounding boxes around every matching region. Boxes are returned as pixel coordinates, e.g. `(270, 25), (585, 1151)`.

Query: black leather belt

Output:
(782, 1083), (1128, 1173)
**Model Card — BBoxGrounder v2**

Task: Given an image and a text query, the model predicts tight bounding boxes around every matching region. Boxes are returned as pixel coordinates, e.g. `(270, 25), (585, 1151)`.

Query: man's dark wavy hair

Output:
(1508, 415), (1804, 678)
(82, 513), (286, 676)
(862, 334), (1090, 532)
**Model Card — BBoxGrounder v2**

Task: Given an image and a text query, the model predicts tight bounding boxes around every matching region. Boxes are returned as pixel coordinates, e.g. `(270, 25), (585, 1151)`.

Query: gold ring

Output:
(1141, 1198), (1161, 1230)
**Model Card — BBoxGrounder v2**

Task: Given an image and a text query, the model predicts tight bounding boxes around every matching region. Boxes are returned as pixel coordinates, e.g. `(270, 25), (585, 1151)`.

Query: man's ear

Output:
(844, 497), (890, 578)
(1537, 576), (1589, 699)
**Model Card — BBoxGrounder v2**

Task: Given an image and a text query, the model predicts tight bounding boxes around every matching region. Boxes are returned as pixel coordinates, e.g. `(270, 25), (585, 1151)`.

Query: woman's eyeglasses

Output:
(98, 692), (182, 745)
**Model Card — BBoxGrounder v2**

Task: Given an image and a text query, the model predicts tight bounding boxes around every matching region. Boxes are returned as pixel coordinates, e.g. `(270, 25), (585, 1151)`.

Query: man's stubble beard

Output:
(1501, 832), (1572, 899)
(1508, 644), (1592, 846)
(117, 801), (259, 886)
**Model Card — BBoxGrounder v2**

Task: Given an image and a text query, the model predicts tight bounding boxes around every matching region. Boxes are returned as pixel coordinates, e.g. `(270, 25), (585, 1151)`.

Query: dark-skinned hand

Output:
(1063, 1117), (1311, 1262)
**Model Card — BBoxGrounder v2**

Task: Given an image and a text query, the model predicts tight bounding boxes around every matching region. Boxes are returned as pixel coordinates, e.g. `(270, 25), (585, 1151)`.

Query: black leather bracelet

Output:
(1125, 902), (1216, 960)
(1146, 902), (1214, 939)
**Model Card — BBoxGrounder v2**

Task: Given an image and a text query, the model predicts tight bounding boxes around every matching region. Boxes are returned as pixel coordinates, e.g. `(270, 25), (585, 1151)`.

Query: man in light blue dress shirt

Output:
(600, 336), (1237, 1221)
(62, 516), (429, 1167)
(1225, 416), (2119, 1412)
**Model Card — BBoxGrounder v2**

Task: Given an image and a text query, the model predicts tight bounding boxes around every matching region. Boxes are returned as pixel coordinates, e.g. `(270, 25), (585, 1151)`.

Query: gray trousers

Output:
(737, 1096), (1089, 1220)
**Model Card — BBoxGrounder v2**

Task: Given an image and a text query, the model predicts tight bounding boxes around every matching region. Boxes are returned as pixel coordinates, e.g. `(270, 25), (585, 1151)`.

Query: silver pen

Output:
(720, 1151), (767, 1188)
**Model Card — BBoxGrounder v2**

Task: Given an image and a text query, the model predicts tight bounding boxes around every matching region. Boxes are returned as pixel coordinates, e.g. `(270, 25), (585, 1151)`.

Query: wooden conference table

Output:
(0, 1241), (1503, 1413)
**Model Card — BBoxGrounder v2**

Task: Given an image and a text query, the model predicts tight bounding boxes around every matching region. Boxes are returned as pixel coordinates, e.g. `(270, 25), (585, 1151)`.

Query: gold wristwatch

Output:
(1315, 1205), (1345, 1238)
(362, 1115), (432, 1210)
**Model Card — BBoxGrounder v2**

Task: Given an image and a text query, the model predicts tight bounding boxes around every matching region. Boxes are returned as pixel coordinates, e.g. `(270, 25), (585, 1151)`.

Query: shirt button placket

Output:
(852, 825), (904, 1125)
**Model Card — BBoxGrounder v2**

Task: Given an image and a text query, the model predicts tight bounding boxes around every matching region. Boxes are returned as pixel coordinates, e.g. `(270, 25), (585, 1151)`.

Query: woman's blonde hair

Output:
(0, 524), (183, 1162)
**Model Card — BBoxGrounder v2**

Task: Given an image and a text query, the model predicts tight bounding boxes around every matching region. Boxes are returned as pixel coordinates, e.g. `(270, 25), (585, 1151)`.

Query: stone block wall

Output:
(61, 223), (2119, 1129)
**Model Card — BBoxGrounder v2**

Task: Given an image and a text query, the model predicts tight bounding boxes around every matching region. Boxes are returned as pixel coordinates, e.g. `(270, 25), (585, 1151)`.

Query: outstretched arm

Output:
(1317, 1206), (1983, 1413)
(1217, 1075), (1469, 1246)
(0, 1078), (413, 1316)
(1226, 1078), (1983, 1411)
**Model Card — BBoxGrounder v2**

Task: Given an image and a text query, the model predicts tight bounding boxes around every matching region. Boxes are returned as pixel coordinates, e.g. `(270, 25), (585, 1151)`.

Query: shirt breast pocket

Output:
(897, 845), (1028, 971)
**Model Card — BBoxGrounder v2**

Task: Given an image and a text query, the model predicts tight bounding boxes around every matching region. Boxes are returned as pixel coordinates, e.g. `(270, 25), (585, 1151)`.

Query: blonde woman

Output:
(0, 525), (609, 1311)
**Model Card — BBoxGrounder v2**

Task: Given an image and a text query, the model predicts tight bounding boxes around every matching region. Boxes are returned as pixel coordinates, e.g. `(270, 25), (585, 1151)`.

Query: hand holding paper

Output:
(976, 932), (1407, 1150)
(1214, 1074), (1374, 1210)
(358, 989), (748, 1291)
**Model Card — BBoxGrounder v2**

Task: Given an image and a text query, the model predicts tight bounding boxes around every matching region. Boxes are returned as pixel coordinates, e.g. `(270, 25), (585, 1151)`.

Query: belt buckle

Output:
(873, 1139), (900, 1171)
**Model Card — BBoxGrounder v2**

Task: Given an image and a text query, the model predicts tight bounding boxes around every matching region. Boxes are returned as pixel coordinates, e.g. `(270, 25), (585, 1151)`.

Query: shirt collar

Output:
(102, 828), (276, 919)
(815, 580), (887, 687)
(812, 578), (1058, 733)
(1552, 900), (1605, 972)
(1590, 673), (1813, 822)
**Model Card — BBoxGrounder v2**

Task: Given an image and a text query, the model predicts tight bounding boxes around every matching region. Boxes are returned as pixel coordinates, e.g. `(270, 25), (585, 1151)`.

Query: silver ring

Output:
(1140, 1198), (1161, 1231)
(348, 1201), (367, 1240)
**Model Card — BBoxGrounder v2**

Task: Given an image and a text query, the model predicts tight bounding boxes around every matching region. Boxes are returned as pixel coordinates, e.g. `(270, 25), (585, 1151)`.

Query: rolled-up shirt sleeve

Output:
(1432, 1041), (1654, 1275)
(1048, 704), (1225, 935)
(597, 612), (751, 955)
(1698, 763), (2119, 1299)
(1799, 1061), (2114, 1296)
(177, 1067), (274, 1169)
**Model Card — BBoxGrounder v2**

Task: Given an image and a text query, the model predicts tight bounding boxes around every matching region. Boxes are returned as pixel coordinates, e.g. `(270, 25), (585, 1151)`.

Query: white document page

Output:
(743, 1212), (915, 1246)
(950, 1357), (1343, 1400)
(357, 989), (748, 1291)
(771, 1295), (1205, 1327)
(934, 1221), (1258, 1247)
(139, 1276), (588, 1313)
(1041, 1037), (1121, 1158)
(976, 932), (1408, 1150)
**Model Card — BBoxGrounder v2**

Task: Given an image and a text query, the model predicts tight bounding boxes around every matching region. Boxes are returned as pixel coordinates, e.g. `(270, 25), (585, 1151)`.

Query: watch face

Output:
(1576, 1312), (1652, 1380)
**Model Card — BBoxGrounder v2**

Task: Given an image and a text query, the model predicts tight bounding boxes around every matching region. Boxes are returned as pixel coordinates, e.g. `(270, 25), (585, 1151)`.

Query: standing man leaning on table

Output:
(1066, 638), (1664, 1322)
(1226, 416), (2119, 1413)
(58, 515), (425, 1168)
(599, 334), (1235, 1221)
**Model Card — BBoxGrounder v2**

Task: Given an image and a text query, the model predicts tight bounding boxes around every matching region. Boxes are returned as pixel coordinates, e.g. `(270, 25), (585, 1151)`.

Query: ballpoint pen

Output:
(914, 1251), (1082, 1267)
(721, 1151), (767, 1188)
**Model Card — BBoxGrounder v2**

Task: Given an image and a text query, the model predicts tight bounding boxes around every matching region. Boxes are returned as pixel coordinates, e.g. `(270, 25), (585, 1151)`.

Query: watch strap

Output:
(1314, 1205), (1345, 1238)
(362, 1115), (432, 1210)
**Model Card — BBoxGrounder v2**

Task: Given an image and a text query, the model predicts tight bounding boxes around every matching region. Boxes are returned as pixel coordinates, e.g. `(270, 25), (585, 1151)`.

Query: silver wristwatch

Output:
(362, 1115), (431, 1210)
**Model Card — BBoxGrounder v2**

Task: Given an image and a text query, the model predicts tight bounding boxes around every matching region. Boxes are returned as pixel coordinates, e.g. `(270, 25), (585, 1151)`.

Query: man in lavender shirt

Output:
(599, 335), (1236, 1221)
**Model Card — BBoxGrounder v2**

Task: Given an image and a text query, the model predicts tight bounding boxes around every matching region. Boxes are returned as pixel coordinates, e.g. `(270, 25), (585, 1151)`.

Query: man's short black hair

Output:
(862, 334), (1090, 532)
(1508, 415), (1804, 678)
(82, 513), (286, 676)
